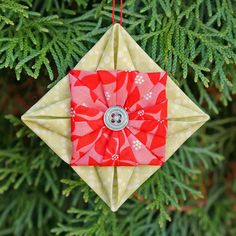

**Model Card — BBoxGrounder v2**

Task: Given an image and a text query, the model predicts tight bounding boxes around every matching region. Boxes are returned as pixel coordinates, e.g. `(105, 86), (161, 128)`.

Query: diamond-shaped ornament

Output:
(22, 24), (209, 211)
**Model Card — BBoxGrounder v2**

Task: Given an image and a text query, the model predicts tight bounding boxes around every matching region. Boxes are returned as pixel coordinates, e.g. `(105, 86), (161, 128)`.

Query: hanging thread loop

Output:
(112, 0), (123, 25)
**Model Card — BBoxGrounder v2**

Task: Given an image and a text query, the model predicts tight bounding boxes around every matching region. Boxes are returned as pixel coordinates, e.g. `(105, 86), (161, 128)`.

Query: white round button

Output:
(104, 106), (128, 131)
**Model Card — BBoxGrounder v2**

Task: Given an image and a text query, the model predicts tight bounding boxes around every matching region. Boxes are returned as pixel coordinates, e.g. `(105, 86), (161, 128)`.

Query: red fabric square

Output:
(69, 70), (168, 166)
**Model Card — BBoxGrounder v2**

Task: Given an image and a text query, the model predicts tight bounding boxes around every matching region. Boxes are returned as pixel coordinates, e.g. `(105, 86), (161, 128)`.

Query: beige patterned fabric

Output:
(21, 24), (209, 211)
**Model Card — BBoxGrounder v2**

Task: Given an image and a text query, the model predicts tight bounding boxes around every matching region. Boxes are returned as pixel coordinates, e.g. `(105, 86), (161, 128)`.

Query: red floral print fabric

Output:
(69, 70), (168, 166)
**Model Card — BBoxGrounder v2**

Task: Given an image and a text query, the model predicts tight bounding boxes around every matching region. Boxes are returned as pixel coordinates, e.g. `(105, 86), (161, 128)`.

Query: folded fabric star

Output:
(21, 24), (209, 211)
(69, 70), (168, 166)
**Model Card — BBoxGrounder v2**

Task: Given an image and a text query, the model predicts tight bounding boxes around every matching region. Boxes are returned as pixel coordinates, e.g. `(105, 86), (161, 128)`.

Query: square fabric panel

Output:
(22, 24), (209, 211)
(69, 70), (168, 166)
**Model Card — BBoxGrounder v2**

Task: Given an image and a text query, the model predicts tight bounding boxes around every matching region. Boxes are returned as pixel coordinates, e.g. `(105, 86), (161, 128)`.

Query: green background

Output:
(0, 0), (236, 235)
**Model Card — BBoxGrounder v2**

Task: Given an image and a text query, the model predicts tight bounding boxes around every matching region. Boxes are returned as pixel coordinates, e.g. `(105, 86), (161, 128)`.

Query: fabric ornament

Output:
(21, 4), (209, 211)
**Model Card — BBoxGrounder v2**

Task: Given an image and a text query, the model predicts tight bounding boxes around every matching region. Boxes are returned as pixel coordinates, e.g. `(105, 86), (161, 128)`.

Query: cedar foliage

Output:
(0, 0), (236, 235)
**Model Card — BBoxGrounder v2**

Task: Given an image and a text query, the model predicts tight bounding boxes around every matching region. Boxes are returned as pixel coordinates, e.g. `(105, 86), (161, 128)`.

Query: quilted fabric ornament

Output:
(69, 70), (168, 166)
(21, 19), (209, 210)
